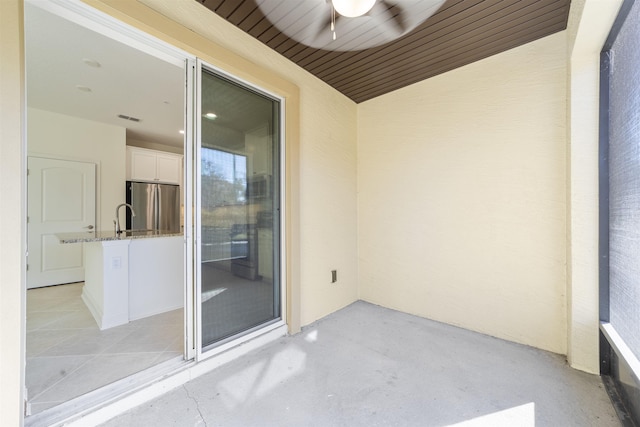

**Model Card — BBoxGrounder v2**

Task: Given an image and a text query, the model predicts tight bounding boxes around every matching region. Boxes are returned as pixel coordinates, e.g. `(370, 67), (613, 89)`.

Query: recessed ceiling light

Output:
(76, 85), (92, 92)
(204, 112), (217, 120)
(82, 58), (101, 68)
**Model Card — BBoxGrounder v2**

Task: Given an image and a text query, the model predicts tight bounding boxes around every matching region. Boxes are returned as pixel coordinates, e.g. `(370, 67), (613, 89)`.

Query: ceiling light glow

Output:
(332, 0), (375, 17)
(204, 112), (217, 120)
(179, 130), (185, 134)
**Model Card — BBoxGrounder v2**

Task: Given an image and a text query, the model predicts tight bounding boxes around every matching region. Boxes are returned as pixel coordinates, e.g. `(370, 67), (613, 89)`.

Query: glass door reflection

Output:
(199, 68), (281, 349)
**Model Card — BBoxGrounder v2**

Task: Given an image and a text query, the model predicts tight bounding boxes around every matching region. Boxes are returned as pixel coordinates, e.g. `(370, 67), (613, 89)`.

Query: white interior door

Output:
(27, 157), (96, 289)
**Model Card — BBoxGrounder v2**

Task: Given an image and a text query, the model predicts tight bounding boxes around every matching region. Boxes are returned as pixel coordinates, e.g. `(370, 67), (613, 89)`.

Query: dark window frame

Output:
(599, 1), (640, 424)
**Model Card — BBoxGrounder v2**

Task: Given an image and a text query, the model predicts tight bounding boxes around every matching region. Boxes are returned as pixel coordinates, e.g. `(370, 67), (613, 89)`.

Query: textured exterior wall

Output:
(0, 1), (25, 425)
(566, 0), (623, 373)
(358, 33), (568, 354)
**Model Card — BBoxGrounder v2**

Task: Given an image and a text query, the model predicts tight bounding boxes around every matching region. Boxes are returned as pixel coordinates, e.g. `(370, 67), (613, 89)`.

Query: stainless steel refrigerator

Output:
(126, 181), (180, 232)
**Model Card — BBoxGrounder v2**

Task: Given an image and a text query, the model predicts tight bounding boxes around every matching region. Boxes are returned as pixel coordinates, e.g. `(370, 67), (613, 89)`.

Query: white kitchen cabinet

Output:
(127, 146), (182, 184)
(245, 125), (272, 176)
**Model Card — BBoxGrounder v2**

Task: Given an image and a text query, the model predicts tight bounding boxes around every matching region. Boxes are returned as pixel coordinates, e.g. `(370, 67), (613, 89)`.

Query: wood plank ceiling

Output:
(196, 0), (571, 103)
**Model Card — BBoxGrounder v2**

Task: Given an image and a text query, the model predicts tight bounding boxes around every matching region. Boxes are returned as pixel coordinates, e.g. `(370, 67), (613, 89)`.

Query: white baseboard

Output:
(80, 288), (102, 328)
(128, 303), (184, 322)
(81, 287), (128, 330)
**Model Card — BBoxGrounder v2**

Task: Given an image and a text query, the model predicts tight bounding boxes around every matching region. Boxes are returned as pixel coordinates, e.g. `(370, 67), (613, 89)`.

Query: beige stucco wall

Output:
(0, 1), (25, 426)
(565, 0), (623, 373)
(28, 108), (127, 231)
(358, 32), (569, 354)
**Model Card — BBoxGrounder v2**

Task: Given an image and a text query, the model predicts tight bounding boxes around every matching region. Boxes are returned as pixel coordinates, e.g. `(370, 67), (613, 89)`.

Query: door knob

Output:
(85, 225), (94, 230)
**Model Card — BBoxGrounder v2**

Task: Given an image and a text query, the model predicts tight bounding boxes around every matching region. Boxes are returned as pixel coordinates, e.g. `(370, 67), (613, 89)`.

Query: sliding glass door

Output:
(197, 66), (282, 350)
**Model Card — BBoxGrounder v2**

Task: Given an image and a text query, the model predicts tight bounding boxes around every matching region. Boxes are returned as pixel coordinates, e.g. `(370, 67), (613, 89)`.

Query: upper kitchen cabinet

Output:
(245, 125), (272, 176)
(127, 146), (182, 184)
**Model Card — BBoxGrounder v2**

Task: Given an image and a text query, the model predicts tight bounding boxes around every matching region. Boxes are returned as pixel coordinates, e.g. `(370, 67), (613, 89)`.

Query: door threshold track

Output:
(25, 356), (189, 427)
(26, 324), (287, 427)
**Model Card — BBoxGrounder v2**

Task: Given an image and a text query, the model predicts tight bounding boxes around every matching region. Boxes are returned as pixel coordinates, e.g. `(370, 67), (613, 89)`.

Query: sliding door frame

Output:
(184, 57), (197, 361)
(194, 59), (288, 362)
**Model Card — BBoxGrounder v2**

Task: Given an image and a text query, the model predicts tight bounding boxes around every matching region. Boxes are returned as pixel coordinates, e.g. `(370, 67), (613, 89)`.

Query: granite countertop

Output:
(57, 229), (183, 244)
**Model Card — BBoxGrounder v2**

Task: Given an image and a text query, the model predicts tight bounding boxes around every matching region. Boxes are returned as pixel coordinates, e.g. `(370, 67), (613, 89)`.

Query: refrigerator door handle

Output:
(154, 184), (160, 230)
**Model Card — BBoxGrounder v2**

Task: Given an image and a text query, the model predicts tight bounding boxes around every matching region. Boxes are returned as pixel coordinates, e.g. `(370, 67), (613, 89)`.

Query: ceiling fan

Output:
(255, 0), (445, 52)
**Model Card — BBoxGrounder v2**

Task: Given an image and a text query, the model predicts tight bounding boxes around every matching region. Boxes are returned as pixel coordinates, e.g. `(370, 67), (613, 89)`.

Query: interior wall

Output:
(358, 32), (568, 354)
(28, 108), (126, 231)
(113, 0), (360, 327)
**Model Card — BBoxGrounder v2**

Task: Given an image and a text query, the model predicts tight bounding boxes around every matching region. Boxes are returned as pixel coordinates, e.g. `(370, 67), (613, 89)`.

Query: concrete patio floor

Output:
(100, 301), (620, 427)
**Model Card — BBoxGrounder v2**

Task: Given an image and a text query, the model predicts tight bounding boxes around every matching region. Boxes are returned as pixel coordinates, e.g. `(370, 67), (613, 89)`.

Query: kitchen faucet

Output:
(115, 203), (136, 234)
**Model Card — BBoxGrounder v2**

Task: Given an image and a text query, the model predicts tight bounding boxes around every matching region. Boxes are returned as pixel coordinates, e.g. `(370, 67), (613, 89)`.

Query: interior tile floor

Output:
(102, 301), (620, 427)
(26, 282), (183, 414)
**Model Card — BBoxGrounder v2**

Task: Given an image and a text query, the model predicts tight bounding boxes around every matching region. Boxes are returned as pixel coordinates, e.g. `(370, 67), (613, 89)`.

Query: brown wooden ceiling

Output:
(197, 0), (571, 103)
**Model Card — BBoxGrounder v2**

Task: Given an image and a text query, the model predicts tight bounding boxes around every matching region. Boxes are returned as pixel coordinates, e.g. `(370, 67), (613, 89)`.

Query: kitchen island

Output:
(57, 230), (183, 330)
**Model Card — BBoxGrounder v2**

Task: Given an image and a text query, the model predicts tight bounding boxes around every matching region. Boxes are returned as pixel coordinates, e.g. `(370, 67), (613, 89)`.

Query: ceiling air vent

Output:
(117, 114), (141, 122)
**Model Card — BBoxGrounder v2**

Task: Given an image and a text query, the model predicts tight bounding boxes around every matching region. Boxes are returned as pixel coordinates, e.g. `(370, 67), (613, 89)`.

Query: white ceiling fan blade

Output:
(256, 0), (445, 51)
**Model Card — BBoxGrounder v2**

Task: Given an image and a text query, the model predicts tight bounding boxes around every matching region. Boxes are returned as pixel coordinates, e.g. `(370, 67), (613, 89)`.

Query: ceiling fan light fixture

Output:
(331, 0), (376, 17)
